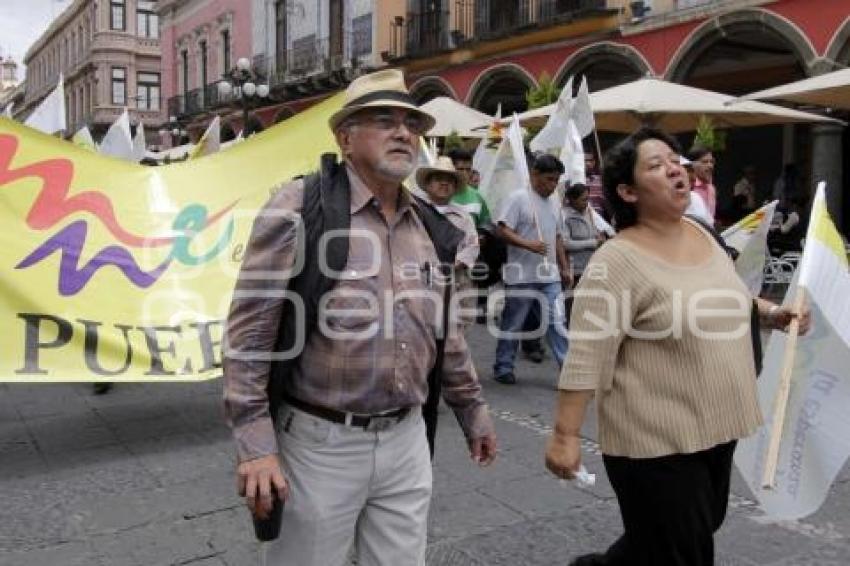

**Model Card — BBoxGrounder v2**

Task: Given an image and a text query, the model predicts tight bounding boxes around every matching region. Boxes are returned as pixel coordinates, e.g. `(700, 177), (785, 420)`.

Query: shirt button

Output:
(350, 270), (358, 277)
(397, 381), (404, 390)
(400, 343), (407, 350)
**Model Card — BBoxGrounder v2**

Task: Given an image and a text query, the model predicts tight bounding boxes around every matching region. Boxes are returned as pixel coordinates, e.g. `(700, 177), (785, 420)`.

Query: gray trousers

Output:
(262, 404), (432, 566)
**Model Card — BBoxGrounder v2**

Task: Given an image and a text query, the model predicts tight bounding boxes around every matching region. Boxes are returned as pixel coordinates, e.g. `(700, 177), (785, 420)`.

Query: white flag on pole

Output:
(24, 74), (66, 134)
(572, 76), (595, 139)
(735, 183), (850, 520)
(132, 121), (147, 162)
(99, 108), (134, 160)
(530, 75), (573, 153)
(479, 115), (528, 220)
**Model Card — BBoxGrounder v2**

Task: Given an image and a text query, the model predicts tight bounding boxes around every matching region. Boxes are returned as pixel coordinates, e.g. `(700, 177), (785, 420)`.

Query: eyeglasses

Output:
(349, 111), (429, 136)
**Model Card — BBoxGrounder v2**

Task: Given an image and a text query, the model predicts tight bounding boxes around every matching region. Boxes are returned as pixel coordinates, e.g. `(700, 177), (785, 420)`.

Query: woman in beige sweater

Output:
(545, 128), (810, 566)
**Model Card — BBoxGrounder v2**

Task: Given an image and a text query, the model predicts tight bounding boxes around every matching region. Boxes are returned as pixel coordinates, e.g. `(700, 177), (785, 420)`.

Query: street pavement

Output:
(2, 323), (850, 565)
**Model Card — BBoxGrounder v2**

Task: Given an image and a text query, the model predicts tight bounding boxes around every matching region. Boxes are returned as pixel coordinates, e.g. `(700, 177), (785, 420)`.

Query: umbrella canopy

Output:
(499, 78), (841, 133)
(420, 96), (492, 137)
(737, 68), (850, 110)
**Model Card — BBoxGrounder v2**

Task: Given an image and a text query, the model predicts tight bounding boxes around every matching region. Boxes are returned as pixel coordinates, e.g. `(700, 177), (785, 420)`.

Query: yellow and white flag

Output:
(722, 200), (778, 295)
(735, 183), (850, 519)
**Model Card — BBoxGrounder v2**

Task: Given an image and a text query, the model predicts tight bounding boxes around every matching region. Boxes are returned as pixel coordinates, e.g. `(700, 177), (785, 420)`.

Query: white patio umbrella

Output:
(420, 96), (492, 137)
(497, 78), (842, 133)
(736, 68), (850, 110)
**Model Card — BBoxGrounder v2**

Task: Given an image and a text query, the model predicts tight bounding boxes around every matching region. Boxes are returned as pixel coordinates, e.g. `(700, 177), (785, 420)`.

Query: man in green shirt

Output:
(448, 148), (491, 230)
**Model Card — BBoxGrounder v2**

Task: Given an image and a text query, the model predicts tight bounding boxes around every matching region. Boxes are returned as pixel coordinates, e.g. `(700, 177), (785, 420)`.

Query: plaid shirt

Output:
(223, 165), (494, 462)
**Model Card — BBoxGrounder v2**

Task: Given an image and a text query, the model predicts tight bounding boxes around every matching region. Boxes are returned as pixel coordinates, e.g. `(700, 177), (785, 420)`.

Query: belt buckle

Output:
(365, 415), (397, 432)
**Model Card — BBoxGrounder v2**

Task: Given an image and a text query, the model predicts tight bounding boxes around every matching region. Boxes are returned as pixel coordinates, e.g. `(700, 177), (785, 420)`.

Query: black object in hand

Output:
(252, 491), (284, 541)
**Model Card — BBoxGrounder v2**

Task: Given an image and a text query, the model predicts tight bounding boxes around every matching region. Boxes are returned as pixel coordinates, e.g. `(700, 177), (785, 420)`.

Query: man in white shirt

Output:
(493, 154), (571, 384)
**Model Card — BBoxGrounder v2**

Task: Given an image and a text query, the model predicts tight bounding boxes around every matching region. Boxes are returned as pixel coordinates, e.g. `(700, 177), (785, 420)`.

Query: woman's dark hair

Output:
(603, 127), (682, 230)
(566, 183), (588, 201)
(531, 153), (565, 175)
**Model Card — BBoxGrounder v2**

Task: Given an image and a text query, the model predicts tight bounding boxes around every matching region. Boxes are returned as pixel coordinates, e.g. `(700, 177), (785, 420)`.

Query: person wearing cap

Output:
(223, 69), (497, 565)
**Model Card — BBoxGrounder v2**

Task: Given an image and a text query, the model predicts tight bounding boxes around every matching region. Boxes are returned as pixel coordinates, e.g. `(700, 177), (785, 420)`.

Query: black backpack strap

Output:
(410, 194), (465, 458)
(268, 154), (351, 422)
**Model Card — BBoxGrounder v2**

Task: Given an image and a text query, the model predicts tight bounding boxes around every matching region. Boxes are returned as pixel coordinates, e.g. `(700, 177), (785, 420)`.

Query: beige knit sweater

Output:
(559, 221), (763, 458)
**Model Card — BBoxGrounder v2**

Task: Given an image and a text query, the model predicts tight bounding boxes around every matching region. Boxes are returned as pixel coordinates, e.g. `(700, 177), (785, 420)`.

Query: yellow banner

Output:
(0, 94), (342, 382)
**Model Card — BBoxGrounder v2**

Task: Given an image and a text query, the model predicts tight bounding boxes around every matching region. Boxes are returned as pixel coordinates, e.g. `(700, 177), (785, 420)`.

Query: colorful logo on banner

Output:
(0, 134), (236, 296)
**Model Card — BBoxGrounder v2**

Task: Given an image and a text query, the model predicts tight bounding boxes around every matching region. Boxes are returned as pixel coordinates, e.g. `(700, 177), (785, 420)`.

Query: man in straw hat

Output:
(414, 155), (480, 269)
(223, 69), (497, 565)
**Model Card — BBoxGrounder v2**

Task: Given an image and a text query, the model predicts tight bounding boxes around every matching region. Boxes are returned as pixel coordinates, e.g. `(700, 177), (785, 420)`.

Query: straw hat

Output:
(415, 156), (464, 189)
(329, 69), (437, 132)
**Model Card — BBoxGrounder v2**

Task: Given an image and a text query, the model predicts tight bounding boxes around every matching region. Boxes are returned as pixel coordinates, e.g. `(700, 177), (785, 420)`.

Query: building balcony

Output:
(388, 0), (610, 60)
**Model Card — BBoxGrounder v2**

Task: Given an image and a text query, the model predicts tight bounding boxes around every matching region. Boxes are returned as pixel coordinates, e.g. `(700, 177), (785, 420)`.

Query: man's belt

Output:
(282, 393), (411, 432)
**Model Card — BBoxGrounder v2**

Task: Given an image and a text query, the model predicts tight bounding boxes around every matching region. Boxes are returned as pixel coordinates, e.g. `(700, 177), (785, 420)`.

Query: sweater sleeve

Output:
(558, 243), (634, 392)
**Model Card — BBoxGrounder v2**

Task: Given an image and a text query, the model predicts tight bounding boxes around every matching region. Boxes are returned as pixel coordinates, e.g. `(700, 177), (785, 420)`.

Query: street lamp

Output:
(158, 115), (187, 147)
(218, 57), (270, 137)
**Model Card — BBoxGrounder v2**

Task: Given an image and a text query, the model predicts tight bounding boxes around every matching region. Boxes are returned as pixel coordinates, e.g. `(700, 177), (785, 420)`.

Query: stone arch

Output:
(466, 63), (536, 116)
(665, 8), (818, 84)
(409, 76), (458, 104)
(555, 42), (652, 92)
(825, 16), (850, 67)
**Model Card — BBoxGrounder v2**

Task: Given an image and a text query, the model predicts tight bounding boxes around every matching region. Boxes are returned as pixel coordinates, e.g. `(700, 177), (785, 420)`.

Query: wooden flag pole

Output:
(761, 290), (807, 489)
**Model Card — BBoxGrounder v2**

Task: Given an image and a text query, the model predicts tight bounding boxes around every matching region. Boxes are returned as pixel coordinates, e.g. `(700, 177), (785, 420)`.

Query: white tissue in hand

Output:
(575, 464), (596, 487)
(560, 465), (596, 488)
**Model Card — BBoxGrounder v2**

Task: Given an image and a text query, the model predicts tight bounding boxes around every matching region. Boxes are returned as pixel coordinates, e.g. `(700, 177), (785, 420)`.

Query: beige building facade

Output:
(20, 0), (163, 139)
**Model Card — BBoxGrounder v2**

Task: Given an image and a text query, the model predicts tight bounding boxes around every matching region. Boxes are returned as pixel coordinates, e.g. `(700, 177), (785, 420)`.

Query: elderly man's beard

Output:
(375, 150), (417, 181)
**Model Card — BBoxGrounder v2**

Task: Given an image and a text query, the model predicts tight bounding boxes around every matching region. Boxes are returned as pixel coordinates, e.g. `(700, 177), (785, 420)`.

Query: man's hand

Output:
(468, 433), (498, 466)
(545, 432), (581, 480)
(237, 454), (289, 519)
(560, 269), (574, 289)
(526, 240), (548, 255)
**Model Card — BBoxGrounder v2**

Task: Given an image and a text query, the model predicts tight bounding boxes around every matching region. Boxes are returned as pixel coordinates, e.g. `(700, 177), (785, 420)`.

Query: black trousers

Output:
(597, 441), (736, 566)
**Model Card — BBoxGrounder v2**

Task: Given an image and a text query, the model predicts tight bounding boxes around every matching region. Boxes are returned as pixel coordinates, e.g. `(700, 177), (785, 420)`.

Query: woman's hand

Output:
(545, 432), (582, 480)
(769, 303), (812, 335)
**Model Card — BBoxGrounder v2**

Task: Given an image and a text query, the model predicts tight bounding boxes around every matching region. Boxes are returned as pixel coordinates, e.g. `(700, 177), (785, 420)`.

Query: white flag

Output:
(479, 115), (528, 219)
(721, 200), (778, 295)
(132, 121), (147, 162)
(735, 183), (850, 520)
(99, 108), (134, 160)
(572, 76), (595, 139)
(560, 119), (586, 186)
(71, 126), (96, 151)
(530, 76), (573, 153)
(24, 74), (66, 134)
(188, 116), (221, 159)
